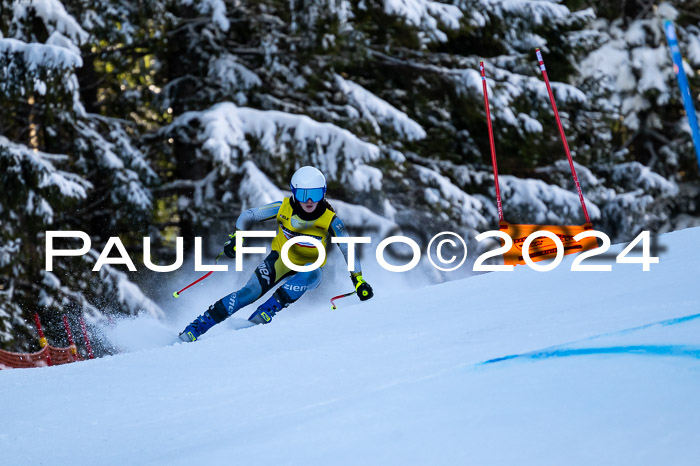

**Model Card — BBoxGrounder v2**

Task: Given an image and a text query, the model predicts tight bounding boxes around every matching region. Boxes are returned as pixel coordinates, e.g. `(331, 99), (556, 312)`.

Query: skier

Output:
(179, 166), (374, 342)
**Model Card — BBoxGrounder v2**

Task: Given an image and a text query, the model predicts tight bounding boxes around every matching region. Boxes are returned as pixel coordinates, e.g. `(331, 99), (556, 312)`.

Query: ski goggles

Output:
(291, 186), (326, 203)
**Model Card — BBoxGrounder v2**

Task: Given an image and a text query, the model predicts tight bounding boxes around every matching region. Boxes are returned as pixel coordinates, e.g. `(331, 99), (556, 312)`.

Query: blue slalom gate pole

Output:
(663, 19), (700, 170)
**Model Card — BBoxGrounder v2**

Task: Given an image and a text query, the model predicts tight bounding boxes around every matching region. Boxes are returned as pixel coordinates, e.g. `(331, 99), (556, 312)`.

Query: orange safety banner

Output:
(499, 222), (598, 266)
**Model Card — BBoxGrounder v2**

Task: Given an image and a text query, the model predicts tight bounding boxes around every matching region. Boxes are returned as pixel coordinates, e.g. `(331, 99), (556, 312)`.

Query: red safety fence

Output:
(0, 345), (80, 370)
(0, 313), (91, 370)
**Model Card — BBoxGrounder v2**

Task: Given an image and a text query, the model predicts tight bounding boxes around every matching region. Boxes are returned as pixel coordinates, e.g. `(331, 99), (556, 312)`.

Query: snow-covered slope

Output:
(3, 228), (700, 465)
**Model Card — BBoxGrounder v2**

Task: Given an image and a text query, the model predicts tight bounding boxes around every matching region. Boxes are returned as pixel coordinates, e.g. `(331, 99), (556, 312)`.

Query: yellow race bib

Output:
(271, 198), (335, 266)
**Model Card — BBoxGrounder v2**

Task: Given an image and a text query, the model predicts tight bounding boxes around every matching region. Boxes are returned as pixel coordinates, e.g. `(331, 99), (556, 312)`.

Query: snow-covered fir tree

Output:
(151, 0), (605, 245)
(0, 0), (161, 352)
(574, 0), (700, 239)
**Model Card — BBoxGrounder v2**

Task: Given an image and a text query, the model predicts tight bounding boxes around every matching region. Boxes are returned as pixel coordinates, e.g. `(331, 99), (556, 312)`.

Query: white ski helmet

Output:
(290, 166), (327, 203)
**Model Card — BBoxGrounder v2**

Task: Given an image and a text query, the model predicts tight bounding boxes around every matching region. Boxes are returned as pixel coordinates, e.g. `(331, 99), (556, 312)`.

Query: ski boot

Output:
(179, 307), (219, 342)
(248, 293), (289, 325)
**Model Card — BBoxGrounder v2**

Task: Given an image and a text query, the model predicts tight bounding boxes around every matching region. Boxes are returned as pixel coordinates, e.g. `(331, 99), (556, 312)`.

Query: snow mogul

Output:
(179, 166), (374, 342)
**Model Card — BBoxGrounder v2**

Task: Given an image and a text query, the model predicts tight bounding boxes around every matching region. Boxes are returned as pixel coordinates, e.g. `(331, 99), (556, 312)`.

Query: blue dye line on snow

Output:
(482, 312), (700, 366)
(484, 345), (700, 365)
(597, 312), (700, 339)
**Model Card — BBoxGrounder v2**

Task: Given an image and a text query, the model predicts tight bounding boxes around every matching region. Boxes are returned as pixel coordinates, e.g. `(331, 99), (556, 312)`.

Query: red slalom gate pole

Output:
(62, 315), (79, 362)
(480, 61), (504, 222)
(535, 48), (592, 225)
(79, 316), (94, 360)
(33, 313), (52, 367)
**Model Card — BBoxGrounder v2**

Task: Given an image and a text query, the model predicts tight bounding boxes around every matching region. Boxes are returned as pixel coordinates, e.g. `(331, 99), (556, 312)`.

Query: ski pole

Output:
(330, 291), (356, 310)
(173, 251), (223, 298)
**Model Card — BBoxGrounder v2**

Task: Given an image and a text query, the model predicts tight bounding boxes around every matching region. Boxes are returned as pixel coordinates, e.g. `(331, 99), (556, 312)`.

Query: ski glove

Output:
(351, 273), (374, 301)
(223, 233), (240, 259)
